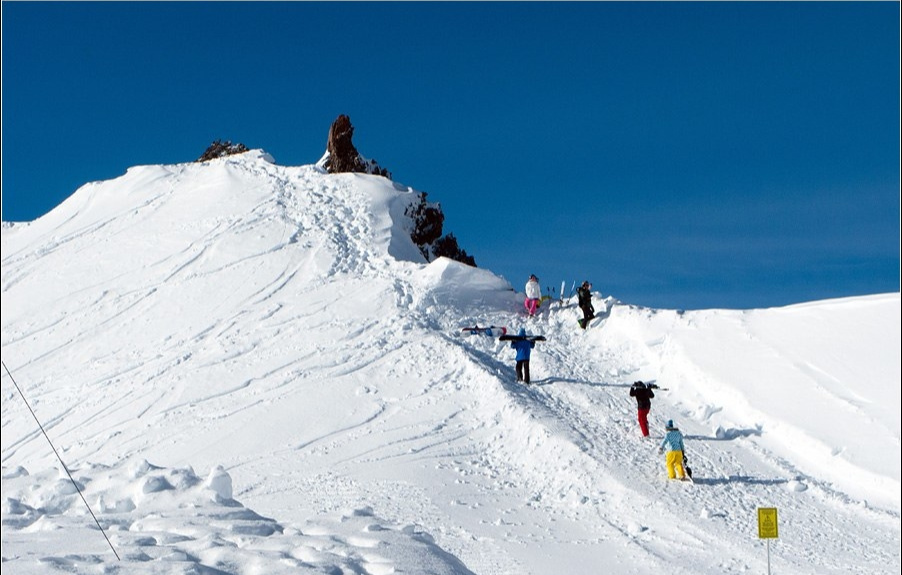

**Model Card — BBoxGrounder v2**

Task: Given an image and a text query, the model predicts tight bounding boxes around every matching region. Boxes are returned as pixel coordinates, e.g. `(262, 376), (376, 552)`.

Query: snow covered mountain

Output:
(2, 150), (899, 575)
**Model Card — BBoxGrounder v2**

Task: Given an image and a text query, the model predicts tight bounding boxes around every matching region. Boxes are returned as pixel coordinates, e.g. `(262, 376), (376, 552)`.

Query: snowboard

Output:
(499, 334), (546, 342)
(579, 309), (608, 329)
(663, 456), (693, 482)
(665, 471), (693, 483)
(684, 456), (694, 481)
(461, 325), (507, 337)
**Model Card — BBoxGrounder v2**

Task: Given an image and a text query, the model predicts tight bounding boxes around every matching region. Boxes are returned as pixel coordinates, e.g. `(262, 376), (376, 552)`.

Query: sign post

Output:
(757, 507), (779, 574)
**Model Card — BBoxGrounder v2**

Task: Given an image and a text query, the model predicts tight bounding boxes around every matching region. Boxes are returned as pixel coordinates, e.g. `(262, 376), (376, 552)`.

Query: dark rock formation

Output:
(433, 233), (476, 267)
(322, 115), (391, 178)
(406, 192), (445, 247)
(196, 140), (249, 162)
(405, 192), (476, 267)
(321, 115), (474, 267)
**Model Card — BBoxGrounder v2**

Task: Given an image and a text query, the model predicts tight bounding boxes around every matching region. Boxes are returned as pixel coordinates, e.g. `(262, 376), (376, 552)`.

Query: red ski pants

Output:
(637, 408), (650, 437)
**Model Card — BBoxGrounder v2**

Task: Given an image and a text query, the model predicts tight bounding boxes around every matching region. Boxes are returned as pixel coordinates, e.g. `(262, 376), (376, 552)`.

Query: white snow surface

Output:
(2, 150), (899, 575)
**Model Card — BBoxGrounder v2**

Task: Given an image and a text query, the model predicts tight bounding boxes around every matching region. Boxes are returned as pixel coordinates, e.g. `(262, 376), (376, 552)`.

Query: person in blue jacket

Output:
(658, 419), (687, 480)
(511, 328), (536, 384)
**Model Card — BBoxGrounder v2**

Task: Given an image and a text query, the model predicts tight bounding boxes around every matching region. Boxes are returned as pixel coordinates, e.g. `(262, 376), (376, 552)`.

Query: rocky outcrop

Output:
(320, 115), (391, 178)
(405, 192), (476, 267)
(321, 115), (474, 267)
(196, 140), (249, 162)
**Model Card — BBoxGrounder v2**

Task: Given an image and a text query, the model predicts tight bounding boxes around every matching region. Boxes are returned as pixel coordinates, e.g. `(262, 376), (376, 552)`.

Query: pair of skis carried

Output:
(499, 333), (546, 342)
(459, 326), (546, 343)
(460, 325), (507, 337)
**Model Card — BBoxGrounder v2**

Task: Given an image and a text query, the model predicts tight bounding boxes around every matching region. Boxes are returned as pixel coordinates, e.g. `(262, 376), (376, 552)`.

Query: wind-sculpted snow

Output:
(2, 151), (900, 574)
(1, 461), (474, 574)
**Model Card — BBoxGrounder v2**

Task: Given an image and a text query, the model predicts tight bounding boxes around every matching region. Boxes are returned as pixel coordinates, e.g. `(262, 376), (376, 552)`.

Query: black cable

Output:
(1, 360), (120, 561)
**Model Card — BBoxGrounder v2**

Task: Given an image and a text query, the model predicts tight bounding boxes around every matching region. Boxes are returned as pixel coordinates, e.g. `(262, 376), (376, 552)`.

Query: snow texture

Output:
(2, 150), (899, 574)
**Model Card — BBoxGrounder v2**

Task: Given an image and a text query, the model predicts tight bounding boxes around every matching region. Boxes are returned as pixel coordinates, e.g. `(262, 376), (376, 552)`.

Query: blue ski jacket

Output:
(660, 429), (685, 453)
(511, 339), (534, 361)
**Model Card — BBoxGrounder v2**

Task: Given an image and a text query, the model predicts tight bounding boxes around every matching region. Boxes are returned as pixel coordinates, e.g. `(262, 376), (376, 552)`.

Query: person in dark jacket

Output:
(511, 328), (536, 384)
(629, 381), (655, 436)
(577, 281), (595, 329)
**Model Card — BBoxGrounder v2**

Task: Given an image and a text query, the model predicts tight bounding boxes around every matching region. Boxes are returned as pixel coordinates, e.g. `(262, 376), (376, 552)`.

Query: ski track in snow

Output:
(2, 152), (899, 574)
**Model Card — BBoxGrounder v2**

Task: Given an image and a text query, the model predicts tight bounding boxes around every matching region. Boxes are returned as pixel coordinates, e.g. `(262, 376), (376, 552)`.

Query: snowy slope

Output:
(2, 150), (899, 575)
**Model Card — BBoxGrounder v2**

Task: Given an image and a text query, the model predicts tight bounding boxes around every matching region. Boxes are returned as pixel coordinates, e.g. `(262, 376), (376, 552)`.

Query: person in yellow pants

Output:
(658, 419), (687, 480)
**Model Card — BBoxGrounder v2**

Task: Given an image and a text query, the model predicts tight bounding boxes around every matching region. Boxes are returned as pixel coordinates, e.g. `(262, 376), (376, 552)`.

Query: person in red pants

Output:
(629, 381), (655, 436)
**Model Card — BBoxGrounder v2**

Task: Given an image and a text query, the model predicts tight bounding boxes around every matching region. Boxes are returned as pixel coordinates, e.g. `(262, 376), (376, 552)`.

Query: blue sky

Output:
(2, 2), (899, 310)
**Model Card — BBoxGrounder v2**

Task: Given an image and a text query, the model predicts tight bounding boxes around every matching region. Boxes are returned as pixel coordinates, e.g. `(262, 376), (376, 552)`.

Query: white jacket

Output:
(525, 279), (541, 299)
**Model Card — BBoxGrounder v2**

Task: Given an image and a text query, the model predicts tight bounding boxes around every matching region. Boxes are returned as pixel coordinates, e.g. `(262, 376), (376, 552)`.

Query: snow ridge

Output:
(2, 151), (899, 575)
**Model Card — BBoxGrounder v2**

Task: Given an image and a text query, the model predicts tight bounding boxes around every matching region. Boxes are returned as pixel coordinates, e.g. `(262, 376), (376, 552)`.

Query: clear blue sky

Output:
(2, 2), (899, 310)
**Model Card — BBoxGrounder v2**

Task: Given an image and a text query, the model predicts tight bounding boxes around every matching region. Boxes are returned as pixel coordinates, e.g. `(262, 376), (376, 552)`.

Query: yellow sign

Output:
(758, 507), (779, 539)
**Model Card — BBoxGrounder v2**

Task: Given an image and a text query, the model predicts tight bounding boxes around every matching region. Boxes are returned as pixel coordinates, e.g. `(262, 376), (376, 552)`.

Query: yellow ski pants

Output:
(665, 450), (686, 480)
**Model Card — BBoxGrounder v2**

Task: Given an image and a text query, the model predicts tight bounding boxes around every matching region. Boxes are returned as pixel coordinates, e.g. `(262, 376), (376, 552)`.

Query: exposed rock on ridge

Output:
(405, 192), (475, 267)
(196, 140), (249, 162)
(319, 114), (475, 267)
(319, 114), (391, 178)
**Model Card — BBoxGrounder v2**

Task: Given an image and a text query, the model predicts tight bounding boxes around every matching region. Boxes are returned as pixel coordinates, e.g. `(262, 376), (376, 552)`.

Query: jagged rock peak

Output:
(196, 140), (249, 162)
(320, 115), (391, 179)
